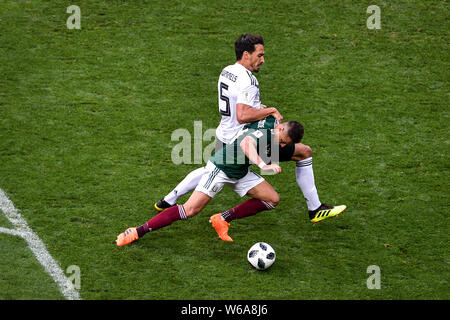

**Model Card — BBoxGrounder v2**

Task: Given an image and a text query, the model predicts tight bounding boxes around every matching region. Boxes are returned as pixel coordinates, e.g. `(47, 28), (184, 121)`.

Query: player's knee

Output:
(302, 145), (312, 158)
(293, 144), (312, 161)
(182, 204), (200, 218)
(267, 192), (280, 208)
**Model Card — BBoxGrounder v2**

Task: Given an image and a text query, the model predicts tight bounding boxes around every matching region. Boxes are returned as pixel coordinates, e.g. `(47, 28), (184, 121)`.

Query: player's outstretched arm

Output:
(239, 136), (282, 174)
(236, 104), (283, 124)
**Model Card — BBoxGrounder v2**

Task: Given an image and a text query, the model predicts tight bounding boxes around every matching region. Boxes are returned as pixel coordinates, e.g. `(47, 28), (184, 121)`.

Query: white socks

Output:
(295, 157), (321, 211)
(163, 167), (206, 205)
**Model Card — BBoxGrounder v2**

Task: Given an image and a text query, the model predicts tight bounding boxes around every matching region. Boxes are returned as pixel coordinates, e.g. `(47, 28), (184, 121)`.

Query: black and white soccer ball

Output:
(247, 242), (276, 270)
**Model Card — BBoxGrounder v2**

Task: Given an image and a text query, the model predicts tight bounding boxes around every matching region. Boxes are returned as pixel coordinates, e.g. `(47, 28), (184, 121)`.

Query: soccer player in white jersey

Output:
(154, 34), (345, 224)
(215, 46), (278, 144)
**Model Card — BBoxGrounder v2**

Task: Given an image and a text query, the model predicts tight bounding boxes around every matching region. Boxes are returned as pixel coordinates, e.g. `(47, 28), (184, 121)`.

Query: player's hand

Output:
(271, 108), (283, 123)
(262, 164), (282, 175)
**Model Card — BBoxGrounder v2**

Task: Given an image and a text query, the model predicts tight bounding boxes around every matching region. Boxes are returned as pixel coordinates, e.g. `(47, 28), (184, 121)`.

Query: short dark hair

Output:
(286, 121), (304, 144)
(234, 34), (264, 61)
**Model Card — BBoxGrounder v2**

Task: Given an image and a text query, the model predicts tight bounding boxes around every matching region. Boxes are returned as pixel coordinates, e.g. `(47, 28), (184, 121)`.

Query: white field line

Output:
(0, 188), (81, 300)
(0, 226), (22, 236)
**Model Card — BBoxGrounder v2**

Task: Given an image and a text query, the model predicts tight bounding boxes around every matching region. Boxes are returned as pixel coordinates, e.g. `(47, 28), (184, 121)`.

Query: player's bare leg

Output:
(245, 180), (280, 208)
(182, 191), (212, 218)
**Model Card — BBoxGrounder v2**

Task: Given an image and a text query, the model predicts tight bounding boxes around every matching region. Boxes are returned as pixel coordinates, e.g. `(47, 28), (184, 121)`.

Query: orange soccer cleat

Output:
(209, 214), (233, 242)
(116, 227), (139, 246)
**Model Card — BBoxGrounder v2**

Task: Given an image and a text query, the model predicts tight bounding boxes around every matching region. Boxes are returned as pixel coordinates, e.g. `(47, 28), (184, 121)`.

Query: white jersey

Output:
(215, 62), (261, 144)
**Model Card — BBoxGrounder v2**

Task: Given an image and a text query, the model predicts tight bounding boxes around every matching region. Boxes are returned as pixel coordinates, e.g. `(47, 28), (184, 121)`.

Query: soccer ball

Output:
(247, 242), (276, 270)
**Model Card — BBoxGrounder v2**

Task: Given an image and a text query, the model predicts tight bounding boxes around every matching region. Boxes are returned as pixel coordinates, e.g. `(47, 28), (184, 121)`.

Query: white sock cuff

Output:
(178, 205), (188, 220)
(262, 200), (275, 210)
(296, 157), (313, 167)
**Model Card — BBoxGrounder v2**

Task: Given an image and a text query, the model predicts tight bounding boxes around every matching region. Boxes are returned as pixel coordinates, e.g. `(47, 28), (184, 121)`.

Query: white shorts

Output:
(195, 161), (265, 198)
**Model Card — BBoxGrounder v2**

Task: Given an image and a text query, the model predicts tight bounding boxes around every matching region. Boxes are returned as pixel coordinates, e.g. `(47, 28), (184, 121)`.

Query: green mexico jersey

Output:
(210, 116), (277, 179)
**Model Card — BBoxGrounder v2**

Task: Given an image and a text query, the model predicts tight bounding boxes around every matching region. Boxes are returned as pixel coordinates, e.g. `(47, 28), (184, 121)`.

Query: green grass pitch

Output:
(0, 0), (448, 300)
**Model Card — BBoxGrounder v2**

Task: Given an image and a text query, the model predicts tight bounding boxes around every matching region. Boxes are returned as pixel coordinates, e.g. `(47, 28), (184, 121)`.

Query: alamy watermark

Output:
(66, 265), (81, 290)
(366, 5), (381, 30)
(171, 121), (216, 165)
(170, 121), (280, 174)
(66, 5), (81, 30)
(366, 265), (381, 289)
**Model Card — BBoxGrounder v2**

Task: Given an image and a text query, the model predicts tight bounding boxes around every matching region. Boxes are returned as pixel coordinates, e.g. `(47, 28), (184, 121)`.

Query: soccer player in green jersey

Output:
(116, 117), (305, 245)
(155, 34), (346, 224)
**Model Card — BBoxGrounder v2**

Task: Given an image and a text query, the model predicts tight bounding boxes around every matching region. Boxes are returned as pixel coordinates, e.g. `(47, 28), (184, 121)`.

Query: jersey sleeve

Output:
(236, 84), (260, 108)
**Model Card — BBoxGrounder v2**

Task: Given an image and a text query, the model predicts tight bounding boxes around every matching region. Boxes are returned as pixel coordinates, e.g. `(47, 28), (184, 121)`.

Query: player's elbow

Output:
(236, 112), (246, 124)
(236, 104), (248, 124)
